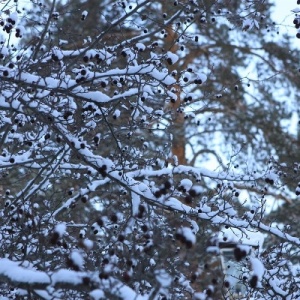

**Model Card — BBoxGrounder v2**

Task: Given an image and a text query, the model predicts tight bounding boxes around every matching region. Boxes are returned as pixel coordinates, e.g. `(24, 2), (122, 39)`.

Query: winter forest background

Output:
(0, 0), (300, 299)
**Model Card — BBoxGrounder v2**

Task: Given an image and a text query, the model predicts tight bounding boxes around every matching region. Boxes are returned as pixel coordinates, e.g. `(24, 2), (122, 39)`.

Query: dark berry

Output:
(110, 214), (118, 223)
(249, 275), (258, 288)
(96, 218), (103, 226)
(118, 234), (125, 242)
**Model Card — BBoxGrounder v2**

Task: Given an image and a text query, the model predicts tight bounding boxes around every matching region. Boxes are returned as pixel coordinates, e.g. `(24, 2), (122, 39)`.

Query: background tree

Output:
(0, 0), (300, 299)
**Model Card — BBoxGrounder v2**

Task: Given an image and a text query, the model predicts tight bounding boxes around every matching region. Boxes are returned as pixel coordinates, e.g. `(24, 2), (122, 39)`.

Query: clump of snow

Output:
(154, 109), (163, 117)
(136, 43), (146, 51)
(166, 51), (179, 64)
(197, 73), (207, 84)
(79, 229), (86, 238)
(59, 39), (68, 46)
(242, 18), (253, 30)
(176, 227), (196, 248)
(9, 12), (18, 23)
(33, 203), (39, 209)
(70, 250), (84, 270)
(82, 239), (94, 250)
(90, 289), (105, 300)
(219, 227), (265, 250)
(113, 109), (120, 119)
(182, 72), (191, 83)
(0, 47), (9, 57)
(55, 223), (67, 237)
(137, 182), (149, 193)
(179, 179), (193, 192)
(51, 269), (86, 285)
(265, 171), (278, 185)
(193, 292), (207, 300)
(190, 220), (199, 234)
(81, 10), (88, 21)
(110, 281), (148, 300)
(250, 257), (265, 280)
(52, 47), (64, 60)
(0, 258), (50, 286)
(155, 269), (172, 287)
(150, 258), (156, 266)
